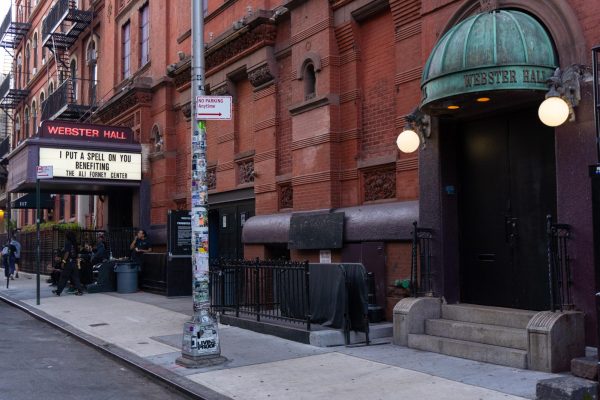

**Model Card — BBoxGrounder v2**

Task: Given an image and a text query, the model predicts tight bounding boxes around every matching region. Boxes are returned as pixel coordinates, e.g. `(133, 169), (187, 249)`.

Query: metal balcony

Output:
(41, 79), (93, 121)
(42, 0), (93, 50)
(0, 8), (31, 49)
(0, 74), (29, 110)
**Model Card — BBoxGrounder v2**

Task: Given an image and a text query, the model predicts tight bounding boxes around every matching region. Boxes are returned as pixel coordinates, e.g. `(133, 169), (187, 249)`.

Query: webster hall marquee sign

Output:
(7, 121), (142, 193)
(38, 121), (140, 181)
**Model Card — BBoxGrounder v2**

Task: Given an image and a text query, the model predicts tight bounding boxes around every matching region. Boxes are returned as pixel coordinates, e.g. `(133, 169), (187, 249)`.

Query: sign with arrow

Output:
(196, 95), (232, 120)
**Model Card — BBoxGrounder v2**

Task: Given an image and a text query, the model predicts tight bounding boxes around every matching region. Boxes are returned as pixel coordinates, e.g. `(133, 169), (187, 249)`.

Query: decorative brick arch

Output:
(442, 0), (586, 66)
(296, 52), (321, 81)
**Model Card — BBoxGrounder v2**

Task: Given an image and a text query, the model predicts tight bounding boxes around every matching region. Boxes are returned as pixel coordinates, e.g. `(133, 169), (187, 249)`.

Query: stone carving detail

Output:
(173, 65), (191, 88)
(238, 159), (255, 184)
(363, 167), (396, 202)
(210, 84), (230, 96)
(96, 90), (152, 123)
(206, 24), (277, 71)
(181, 102), (192, 119)
(207, 168), (216, 190)
(279, 183), (293, 209)
(479, 0), (499, 12)
(248, 64), (274, 87)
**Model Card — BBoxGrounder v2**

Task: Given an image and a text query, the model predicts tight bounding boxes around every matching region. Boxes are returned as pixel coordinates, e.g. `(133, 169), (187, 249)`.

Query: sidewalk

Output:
(0, 271), (562, 400)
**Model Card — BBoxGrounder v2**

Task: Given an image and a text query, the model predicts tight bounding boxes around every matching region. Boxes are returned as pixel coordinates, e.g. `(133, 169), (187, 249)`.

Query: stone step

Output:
(571, 356), (598, 380)
(442, 303), (537, 329)
(408, 333), (528, 369)
(425, 319), (528, 350)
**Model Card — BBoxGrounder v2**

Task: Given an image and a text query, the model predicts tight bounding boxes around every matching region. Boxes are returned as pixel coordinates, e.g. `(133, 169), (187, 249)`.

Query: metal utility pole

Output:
(177, 0), (226, 368)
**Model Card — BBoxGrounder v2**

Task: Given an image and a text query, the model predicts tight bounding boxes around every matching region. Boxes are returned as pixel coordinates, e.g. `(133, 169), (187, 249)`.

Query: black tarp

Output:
(282, 263), (369, 331)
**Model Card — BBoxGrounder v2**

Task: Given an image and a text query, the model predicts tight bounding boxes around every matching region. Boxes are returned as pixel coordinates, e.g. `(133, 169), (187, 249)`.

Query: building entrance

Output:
(459, 108), (556, 310)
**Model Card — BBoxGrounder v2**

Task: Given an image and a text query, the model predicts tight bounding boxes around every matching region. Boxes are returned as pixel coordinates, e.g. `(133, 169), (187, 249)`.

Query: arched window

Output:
(151, 124), (163, 152)
(49, 81), (54, 94)
(87, 39), (97, 104)
(14, 116), (20, 147)
(304, 63), (316, 100)
(40, 91), (45, 105)
(24, 107), (30, 138)
(31, 101), (37, 135)
(70, 59), (77, 100)
(16, 54), (22, 88)
(32, 32), (38, 69)
(25, 43), (30, 81)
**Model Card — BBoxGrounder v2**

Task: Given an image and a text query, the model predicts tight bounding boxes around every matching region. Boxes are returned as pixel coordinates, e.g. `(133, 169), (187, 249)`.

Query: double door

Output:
(459, 109), (556, 310)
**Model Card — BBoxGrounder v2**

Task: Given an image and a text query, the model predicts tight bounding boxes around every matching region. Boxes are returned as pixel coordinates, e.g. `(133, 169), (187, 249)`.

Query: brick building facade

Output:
(2, 0), (600, 344)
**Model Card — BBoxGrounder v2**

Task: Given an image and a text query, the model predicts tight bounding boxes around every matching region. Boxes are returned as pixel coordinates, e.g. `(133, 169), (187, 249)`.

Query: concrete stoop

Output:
(394, 298), (585, 372)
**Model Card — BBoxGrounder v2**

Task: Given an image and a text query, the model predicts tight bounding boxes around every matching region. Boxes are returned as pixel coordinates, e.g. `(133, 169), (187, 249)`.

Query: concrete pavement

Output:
(0, 270), (564, 399)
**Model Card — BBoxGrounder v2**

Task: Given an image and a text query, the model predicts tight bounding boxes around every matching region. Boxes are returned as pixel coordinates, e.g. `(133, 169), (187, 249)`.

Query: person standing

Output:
(10, 235), (21, 279)
(129, 230), (152, 264)
(52, 231), (83, 296)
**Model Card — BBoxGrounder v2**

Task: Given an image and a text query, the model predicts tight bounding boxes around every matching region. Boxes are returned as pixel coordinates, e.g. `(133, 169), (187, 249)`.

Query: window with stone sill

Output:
(237, 159), (254, 185)
(304, 63), (316, 101)
(279, 183), (293, 209)
(207, 168), (216, 190)
(362, 166), (396, 202)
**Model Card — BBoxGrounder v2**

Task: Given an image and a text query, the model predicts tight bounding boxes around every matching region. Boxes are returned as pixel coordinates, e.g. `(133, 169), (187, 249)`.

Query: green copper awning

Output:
(421, 10), (558, 110)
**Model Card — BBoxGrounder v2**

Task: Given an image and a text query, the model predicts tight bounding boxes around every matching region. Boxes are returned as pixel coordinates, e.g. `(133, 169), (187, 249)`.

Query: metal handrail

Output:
(0, 74), (10, 99)
(411, 221), (434, 297)
(42, 0), (70, 39)
(0, 8), (11, 39)
(41, 79), (72, 121)
(546, 215), (573, 312)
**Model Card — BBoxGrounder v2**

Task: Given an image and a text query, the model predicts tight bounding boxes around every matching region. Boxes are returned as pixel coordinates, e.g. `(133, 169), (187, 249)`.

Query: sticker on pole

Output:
(36, 165), (53, 179)
(196, 96), (232, 120)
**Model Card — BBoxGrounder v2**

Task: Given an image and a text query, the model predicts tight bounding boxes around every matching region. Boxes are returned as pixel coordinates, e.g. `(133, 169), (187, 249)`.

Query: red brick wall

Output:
(358, 12), (396, 159)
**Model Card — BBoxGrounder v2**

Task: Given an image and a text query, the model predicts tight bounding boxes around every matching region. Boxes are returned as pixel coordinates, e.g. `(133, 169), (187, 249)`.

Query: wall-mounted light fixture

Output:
(538, 65), (591, 127)
(396, 108), (431, 153)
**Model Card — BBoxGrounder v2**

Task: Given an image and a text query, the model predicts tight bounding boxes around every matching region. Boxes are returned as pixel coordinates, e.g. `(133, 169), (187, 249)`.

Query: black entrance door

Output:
(210, 200), (255, 260)
(459, 108), (556, 310)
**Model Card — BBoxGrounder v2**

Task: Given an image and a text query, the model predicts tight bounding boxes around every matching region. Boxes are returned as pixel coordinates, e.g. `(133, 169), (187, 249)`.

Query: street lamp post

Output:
(176, 0), (226, 368)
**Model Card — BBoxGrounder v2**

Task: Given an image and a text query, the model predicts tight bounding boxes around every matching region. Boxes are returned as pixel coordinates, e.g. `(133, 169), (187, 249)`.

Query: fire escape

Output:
(41, 0), (93, 121)
(0, 4), (30, 177)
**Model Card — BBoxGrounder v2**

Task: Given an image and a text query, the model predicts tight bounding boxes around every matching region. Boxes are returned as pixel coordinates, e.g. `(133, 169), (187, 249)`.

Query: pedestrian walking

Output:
(10, 235), (21, 279)
(52, 231), (83, 296)
(2, 241), (16, 281)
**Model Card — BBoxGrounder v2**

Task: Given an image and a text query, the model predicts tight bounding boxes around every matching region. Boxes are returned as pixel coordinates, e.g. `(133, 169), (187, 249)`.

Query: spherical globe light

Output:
(396, 129), (420, 153)
(538, 97), (570, 127)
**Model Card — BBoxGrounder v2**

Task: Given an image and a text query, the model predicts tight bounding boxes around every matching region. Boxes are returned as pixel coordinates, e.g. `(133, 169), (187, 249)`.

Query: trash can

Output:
(114, 262), (139, 294)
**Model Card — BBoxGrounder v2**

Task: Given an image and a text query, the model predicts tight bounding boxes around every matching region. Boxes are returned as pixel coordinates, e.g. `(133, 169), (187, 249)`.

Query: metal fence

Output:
(546, 215), (573, 312)
(210, 258), (311, 330)
(13, 227), (136, 275)
(410, 221), (434, 297)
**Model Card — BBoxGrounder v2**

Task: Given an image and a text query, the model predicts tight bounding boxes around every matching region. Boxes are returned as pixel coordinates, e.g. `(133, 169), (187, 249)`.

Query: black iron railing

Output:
(42, 0), (71, 41)
(0, 8), (11, 40)
(41, 80), (72, 120)
(0, 74), (9, 99)
(210, 258), (311, 330)
(546, 215), (573, 312)
(0, 137), (10, 158)
(411, 221), (434, 297)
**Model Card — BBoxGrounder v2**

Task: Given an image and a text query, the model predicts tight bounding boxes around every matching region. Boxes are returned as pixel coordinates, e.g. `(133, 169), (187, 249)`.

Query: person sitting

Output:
(91, 234), (108, 265)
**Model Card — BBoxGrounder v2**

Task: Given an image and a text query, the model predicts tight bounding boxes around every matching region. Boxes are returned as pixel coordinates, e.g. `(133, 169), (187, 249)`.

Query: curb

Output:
(0, 292), (232, 400)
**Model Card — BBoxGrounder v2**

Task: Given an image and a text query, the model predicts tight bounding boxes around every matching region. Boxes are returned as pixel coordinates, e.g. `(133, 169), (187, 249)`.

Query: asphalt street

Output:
(0, 301), (191, 400)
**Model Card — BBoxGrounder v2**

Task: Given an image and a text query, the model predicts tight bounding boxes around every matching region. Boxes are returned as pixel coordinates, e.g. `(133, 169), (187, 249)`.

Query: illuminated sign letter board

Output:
(39, 148), (142, 181)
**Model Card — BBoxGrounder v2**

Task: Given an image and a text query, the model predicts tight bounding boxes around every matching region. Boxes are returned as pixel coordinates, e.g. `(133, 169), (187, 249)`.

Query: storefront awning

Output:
(421, 10), (558, 113)
(11, 193), (55, 209)
(242, 200), (419, 245)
